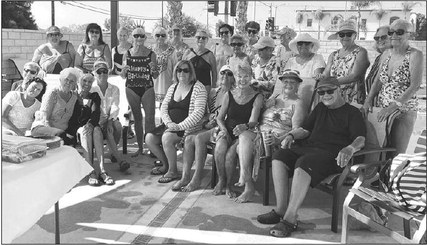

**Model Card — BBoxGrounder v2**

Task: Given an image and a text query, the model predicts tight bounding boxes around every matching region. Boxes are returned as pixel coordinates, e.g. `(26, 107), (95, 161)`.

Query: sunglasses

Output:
(220, 70), (233, 76)
(89, 30), (100, 35)
(388, 29), (406, 36)
(196, 36), (208, 40)
(317, 88), (337, 95)
(247, 30), (258, 35)
(155, 34), (166, 38)
(133, 34), (146, 39)
(96, 69), (109, 75)
(297, 41), (312, 46)
(47, 33), (61, 37)
(338, 32), (354, 38)
(219, 31), (230, 35)
(374, 35), (388, 41)
(24, 69), (37, 75)
(177, 68), (190, 73)
(230, 42), (244, 47)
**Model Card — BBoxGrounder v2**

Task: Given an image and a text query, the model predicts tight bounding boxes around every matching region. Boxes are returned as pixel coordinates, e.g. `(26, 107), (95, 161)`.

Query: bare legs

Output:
(235, 131), (257, 203)
(214, 137), (238, 198)
(146, 131), (181, 178)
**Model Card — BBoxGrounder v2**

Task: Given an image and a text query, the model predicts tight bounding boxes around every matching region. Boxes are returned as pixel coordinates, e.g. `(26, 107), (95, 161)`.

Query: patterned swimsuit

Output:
(378, 47), (418, 112)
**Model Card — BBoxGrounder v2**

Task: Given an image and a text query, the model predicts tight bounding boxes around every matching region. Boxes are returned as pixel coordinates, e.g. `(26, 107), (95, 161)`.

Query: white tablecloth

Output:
(1, 145), (93, 243)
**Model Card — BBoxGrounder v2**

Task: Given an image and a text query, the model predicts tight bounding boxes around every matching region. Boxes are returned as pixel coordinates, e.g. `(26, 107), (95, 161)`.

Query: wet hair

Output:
(173, 60), (197, 84)
(83, 23), (106, 45)
(218, 23), (234, 36)
(245, 21), (260, 32)
(230, 34), (246, 44)
(27, 77), (47, 102)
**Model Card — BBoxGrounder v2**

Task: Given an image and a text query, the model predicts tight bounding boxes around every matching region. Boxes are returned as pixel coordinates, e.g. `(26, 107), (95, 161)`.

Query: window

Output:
(390, 16), (399, 25)
(307, 19), (312, 27)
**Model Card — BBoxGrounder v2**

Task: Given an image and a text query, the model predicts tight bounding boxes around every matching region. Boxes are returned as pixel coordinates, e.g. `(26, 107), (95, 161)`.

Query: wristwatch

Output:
(393, 100), (403, 107)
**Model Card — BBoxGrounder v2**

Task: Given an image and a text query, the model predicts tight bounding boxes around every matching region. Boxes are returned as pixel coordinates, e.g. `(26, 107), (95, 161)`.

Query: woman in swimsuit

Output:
(32, 26), (76, 74)
(111, 26), (132, 75)
(121, 27), (159, 158)
(182, 29), (217, 94)
(75, 23), (112, 73)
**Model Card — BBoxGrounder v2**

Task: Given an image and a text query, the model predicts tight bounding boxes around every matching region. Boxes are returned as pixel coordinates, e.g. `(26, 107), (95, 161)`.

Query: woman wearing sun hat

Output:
(319, 19), (370, 104)
(32, 25), (77, 74)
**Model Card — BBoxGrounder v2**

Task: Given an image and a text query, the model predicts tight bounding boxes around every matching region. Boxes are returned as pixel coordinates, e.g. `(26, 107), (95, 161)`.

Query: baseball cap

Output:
(252, 36), (275, 50)
(220, 65), (232, 73)
(93, 60), (109, 72)
(315, 77), (340, 90)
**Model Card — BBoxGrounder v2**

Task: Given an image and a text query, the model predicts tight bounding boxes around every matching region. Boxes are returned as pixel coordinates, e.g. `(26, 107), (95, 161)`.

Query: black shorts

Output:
(150, 124), (185, 138)
(272, 146), (343, 187)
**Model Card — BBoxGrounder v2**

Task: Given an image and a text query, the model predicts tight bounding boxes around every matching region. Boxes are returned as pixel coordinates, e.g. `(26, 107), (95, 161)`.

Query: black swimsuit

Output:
(189, 48), (212, 86)
(125, 50), (154, 97)
(225, 92), (259, 141)
(167, 84), (195, 137)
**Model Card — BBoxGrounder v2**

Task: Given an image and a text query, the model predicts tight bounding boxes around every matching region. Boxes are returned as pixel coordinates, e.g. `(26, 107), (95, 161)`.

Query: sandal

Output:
(269, 219), (298, 238)
(257, 209), (282, 224)
(99, 172), (115, 185)
(158, 175), (180, 184)
(119, 160), (130, 172)
(88, 171), (99, 186)
(150, 166), (167, 175)
(153, 160), (163, 167)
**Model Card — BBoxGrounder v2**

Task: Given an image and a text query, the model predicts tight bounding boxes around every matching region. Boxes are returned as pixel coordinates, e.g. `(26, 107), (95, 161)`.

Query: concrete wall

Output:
(2, 28), (426, 84)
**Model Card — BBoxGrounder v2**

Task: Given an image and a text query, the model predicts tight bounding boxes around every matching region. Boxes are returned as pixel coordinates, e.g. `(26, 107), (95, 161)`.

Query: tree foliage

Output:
(402, 1), (420, 20)
(312, 9), (328, 39)
(104, 16), (139, 31)
(350, 1), (377, 39)
(234, 1), (248, 35)
(155, 13), (209, 37)
(166, 1), (183, 31)
(371, 8), (389, 27)
(415, 13), (427, 40)
(2, 1), (38, 29)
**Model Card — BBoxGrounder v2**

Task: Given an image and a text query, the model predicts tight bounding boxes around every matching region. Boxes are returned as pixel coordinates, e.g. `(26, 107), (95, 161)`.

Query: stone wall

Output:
(2, 28), (426, 84)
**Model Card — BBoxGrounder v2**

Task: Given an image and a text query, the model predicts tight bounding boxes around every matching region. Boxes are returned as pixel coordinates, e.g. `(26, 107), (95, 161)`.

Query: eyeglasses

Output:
(317, 88), (337, 95)
(388, 29), (406, 36)
(155, 34), (166, 38)
(89, 30), (100, 35)
(247, 29), (258, 35)
(133, 34), (146, 39)
(96, 69), (109, 75)
(177, 68), (190, 73)
(220, 70), (233, 76)
(374, 35), (388, 41)
(297, 41), (312, 46)
(230, 42), (244, 47)
(47, 33), (61, 37)
(24, 69), (37, 75)
(338, 32), (354, 38)
(196, 36), (208, 40)
(219, 31), (230, 36)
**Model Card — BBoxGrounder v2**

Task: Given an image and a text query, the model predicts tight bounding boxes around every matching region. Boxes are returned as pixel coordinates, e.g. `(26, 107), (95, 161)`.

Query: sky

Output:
(31, 1), (427, 34)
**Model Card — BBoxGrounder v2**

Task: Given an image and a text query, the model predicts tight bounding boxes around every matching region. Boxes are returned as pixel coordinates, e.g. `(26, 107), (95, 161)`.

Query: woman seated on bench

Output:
(235, 69), (307, 203)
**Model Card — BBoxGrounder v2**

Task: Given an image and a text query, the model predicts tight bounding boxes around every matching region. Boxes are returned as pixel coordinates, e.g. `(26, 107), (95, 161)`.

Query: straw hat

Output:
(288, 33), (320, 53)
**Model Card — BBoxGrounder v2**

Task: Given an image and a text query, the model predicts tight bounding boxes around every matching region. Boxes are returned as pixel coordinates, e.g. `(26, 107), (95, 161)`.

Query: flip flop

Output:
(88, 171), (100, 186)
(150, 166), (167, 175)
(158, 175), (180, 183)
(99, 172), (115, 185)
(119, 160), (130, 172)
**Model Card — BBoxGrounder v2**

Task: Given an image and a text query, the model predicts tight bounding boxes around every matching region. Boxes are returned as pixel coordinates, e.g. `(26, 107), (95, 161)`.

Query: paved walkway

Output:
(11, 135), (404, 244)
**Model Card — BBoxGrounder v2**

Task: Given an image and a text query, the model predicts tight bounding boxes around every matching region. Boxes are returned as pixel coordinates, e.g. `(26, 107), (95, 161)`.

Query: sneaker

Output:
(257, 209), (282, 224)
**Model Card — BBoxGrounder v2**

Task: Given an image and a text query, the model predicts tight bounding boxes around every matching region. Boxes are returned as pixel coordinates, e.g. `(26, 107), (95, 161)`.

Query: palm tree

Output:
(167, 1), (183, 30)
(313, 9), (328, 39)
(371, 8), (389, 28)
(296, 12), (304, 34)
(235, 1), (248, 34)
(402, 1), (420, 20)
(351, 1), (377, 39)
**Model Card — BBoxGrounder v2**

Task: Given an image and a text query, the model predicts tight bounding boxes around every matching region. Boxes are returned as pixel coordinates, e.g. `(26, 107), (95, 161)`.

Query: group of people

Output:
(2, 18), (423, 238)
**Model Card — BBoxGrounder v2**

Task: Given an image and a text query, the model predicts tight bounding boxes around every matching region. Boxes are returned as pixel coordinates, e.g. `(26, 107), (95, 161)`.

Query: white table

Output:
(1, 145), (93, 243)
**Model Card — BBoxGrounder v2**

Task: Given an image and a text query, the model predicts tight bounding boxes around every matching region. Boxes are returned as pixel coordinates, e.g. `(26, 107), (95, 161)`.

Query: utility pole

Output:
(224, 0), (229, 24)
(207, 3), (209, 28)
(51, 1), (55, 26)
(111, 1), (119, 48)
(161, 0), (164, 27)
(253, 2), (256, 21)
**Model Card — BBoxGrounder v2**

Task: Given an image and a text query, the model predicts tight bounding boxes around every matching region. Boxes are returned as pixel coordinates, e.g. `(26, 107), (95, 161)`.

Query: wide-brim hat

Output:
(315, 77), (340, 90)
(46, 26), (61, 35)
(278, 69), (303, 83)
(253, 36), (275, 49)
(288, 33), (320, 53)
(336, 20), (357, 34)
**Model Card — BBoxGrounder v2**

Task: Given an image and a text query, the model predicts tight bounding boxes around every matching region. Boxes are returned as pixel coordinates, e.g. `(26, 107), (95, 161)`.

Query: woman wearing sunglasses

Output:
(182, 29), (217, 94)
(244, 21), (261, 63)
(31, 68), (81, 146)
(363, 19), (423, 155)
(214, 64), (263, 199)
(227, 34), (251, 76)
(151, 26), (178, 102)
(320, 19), (370, 105)
(172, 65), (235, 192)
(121, 27), (159, 158)
(2, 77), (47, 136)
(11, 62), (44, 101)
(146, 60), (207, 183)
(211, 24), (234, 82)
(75, 23), (112, 73)
(32, 26), (77, 74)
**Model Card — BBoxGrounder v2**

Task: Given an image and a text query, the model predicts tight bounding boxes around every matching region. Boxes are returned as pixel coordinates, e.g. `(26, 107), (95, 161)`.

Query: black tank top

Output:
(112, 46), (124, 74)
(168, 84), (194, 123)
(125, 50), (154, 88)
(189, 48), (212, 86)
(225, 91), (259, 139)
(52, 41), (70, 74)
